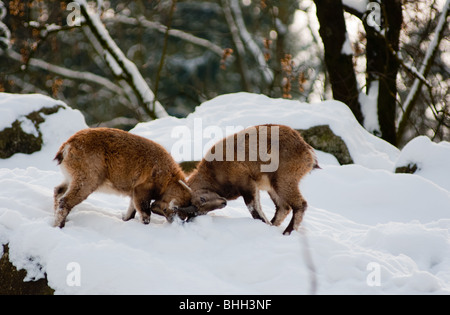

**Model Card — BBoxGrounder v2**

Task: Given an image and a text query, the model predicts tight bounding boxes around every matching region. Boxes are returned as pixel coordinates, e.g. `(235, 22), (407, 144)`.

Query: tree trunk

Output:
(314, 0), (363, 124)
(365, 0), (402, 146)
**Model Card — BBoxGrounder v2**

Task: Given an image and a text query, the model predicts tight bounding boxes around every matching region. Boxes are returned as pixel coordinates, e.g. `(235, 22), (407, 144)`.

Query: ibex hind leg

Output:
(283, 194), (307, 235)
(54, 178), (102, 228)
(268, 189), (291, 227)
(53, 182), (68, 212)
(273, 181), (307, 235)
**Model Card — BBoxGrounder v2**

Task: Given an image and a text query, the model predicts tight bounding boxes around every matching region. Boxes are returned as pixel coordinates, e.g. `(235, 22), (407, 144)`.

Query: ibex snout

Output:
(191, 190), (227, 214)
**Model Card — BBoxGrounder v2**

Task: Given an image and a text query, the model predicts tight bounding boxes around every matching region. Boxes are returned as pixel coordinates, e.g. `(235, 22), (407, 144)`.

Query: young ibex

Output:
(53, 128), (194, 228)
(181, 124), (319, 235)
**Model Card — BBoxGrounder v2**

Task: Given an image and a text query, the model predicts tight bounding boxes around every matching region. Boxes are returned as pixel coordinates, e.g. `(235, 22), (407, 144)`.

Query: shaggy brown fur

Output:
(186, 124), (319, 235)
(53, 128), (191, 228)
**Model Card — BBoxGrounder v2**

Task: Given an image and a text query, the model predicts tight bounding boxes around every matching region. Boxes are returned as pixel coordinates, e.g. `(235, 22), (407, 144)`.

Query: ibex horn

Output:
(178, 179), (192, 192)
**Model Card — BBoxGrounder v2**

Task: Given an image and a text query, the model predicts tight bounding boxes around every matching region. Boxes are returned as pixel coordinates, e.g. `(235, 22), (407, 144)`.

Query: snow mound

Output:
(395, 136), (450, 191)
(131, 93), (400, 170)
(0, 92), (449, 295)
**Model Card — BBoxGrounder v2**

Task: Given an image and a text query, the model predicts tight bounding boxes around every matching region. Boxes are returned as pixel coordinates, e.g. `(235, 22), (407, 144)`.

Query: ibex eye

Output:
(200, 197), (206, 204)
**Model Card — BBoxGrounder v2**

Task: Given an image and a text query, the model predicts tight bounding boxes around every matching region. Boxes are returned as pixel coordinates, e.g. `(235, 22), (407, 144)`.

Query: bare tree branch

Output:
(0, 0), (10, 50)
(397, 0), (449, 141)
(75, 0), (168, 120)
(229, 0), (273, 85)
(109, 14), (225, 57)
(220, 0), (252, 91)
(8, 74), (46, 94)
(395, 52), (432, 88)
(153, 0), (177, 112)
(6, 49), (124, 96)
(79, 24), (145, 120)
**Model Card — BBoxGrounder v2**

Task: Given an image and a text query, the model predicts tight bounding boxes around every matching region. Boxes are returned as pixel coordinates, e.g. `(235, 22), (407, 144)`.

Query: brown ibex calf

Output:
(181, 124), (319, 235)
(53, 128), (193, 228)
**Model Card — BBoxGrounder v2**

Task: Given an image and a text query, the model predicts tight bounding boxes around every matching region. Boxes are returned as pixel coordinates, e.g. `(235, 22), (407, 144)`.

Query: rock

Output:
(297, 125), (354, 165)
(0, 105), (64, 159)
(0, 244), (54, 295)
(179, 160), (200, 174)
(395, 163), (418, 174)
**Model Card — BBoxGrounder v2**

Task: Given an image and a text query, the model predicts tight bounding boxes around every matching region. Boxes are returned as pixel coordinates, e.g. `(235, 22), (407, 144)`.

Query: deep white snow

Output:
(0, 92), (449, 294)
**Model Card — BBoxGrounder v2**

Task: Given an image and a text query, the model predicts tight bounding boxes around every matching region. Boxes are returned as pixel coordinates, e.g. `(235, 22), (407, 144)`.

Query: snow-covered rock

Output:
(0, 93), (88, 170)
(395, 136), (450, 191)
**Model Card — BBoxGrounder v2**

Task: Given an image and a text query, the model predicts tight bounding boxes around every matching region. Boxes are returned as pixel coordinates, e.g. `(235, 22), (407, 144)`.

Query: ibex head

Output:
(176, 180), (227, 218)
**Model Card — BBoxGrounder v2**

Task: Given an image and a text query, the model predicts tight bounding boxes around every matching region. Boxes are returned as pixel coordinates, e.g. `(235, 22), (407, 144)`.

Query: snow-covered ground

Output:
(0, 92), (449, 294)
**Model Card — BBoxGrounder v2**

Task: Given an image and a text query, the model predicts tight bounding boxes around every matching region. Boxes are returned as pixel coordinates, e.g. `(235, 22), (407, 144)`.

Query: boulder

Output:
(296, 125), (353, 165)
(0, 244), (54, 295)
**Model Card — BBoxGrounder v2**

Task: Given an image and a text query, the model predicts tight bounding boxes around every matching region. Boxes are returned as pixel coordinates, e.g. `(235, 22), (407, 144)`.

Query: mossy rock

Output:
(0, 105), (64, 159)
(0, 244), (54, 295)
(179, 160), (200, 174)
(296, 125), (353, 165)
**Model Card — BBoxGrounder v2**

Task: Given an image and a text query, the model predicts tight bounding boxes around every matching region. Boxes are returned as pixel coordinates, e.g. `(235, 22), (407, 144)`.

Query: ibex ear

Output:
(178, 179), (193, 193)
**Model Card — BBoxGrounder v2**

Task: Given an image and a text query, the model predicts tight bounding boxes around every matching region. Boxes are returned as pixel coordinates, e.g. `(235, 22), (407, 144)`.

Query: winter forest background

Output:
(0, 0), (448, 148)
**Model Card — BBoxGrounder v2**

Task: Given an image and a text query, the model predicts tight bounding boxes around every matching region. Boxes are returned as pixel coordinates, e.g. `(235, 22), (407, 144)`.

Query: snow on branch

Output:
(397, 0), (449, 139)
(75, 0), (168, 120)
(80, 25), (147, 120)
(6, 49), (124, 96)
(395, 52), (432, 88)
(221, 0), (252, 91)
(229, 0), (274, 85)
(0, 0), (10, 50)
(342, 0), (369, 18)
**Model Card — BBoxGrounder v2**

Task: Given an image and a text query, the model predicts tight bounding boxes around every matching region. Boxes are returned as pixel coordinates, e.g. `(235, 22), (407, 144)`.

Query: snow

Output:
(359, 80), (380, 135)
(0, 93), (62, 129)
(342, 0), (368, 15)
(1, 92), (450, 295)
(395, 136), (450, 191)
(341, 34), (353, 56)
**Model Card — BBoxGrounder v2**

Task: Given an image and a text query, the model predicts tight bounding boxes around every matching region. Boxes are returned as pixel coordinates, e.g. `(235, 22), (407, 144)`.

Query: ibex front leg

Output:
(242, 188), (270, 224)
(122, 199), (137, 222)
